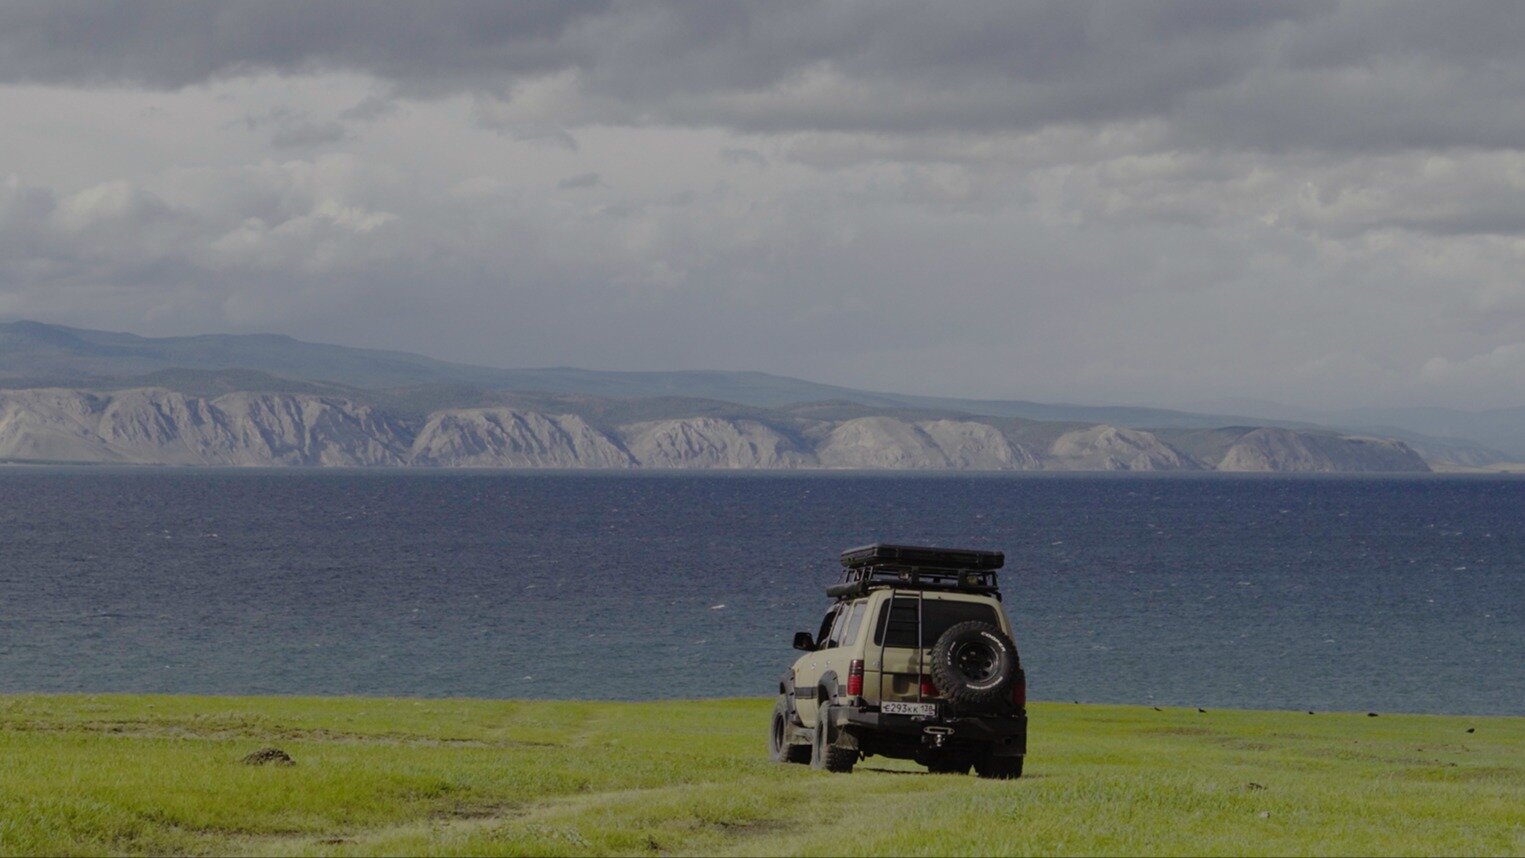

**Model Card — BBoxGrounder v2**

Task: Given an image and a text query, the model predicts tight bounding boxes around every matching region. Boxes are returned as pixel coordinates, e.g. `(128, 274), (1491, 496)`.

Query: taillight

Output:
(847, 660), (864, 697)
(919, 675), (940, 698)
(1012, 671), (1027, 710)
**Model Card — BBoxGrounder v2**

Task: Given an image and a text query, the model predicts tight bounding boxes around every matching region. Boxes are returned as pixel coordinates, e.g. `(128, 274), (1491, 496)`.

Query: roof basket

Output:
(827, 543), (1004, 599)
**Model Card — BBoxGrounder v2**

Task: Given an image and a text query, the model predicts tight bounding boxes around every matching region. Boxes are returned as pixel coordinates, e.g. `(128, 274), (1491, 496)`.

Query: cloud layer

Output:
(2, 1), (1523, 408)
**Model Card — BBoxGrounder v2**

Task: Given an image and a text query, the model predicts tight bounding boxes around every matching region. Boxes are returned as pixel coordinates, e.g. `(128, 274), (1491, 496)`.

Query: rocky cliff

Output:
(814, 417), (1039, 469)
(0, 388), (408, 466)
(410, 408), (633, 468)
(1215, 427), (1430, 472)
(1046, 425), (1200, 471)
(0, 387), (1431, 472)
(618, 417), (812, 469)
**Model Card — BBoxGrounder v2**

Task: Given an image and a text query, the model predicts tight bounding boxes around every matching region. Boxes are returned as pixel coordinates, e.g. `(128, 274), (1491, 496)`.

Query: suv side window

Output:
(824, 605), (851, 648)
(816, 606), (841, 649)
(839, 601), (868, 648)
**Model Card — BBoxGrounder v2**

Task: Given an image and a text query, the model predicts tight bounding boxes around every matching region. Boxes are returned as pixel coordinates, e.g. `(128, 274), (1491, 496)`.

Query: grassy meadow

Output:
(0, 695), (1519, 856)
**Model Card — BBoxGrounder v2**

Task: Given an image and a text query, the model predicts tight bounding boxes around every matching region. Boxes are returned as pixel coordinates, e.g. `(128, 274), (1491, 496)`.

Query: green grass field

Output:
(0, 695), (1519, 856)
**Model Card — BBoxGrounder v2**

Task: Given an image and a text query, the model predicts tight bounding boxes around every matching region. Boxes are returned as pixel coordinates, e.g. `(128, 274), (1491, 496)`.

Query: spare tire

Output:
(929, 620), (1018, 709)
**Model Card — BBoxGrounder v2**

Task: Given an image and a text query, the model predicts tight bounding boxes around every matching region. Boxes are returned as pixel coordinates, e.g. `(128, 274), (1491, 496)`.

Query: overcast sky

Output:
(3, 1), (1523, 410)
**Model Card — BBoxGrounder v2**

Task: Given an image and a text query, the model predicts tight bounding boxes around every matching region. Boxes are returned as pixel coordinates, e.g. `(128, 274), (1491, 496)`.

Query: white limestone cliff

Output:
(0, 387), (1432, 472)
(1215, 427), (1428, 472)
(409, 408), (633, 468)
(816, 416), (1039, 470)
(1046, 425), (1201, 471)
(0, 388), (407, 466)
(619, 417), (813, 468)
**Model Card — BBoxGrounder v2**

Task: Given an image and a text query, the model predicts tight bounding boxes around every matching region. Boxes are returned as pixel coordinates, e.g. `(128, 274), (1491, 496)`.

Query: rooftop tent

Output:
(830, 544), (1004, 600)
(839, 544), (1004, 571)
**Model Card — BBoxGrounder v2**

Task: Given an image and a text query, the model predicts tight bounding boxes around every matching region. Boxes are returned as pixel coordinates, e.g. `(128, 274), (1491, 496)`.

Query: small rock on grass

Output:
(242, 747), (295, 766)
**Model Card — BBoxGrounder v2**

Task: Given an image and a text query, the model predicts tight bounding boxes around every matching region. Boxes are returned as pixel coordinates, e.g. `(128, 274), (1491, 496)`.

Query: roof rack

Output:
(827, 543), (1004, 600)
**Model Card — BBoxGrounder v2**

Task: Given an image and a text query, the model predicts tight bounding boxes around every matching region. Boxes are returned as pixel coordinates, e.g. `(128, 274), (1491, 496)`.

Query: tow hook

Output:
(924, 725), (954, 748)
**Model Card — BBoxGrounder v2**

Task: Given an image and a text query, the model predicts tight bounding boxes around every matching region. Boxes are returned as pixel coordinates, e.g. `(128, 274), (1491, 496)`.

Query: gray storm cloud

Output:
(1, 1), (1523, 409)
(6, 1), (1525, 148)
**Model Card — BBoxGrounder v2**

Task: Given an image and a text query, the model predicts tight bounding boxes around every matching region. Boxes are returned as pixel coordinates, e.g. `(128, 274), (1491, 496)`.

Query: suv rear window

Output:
(872, 597), (1001, 648)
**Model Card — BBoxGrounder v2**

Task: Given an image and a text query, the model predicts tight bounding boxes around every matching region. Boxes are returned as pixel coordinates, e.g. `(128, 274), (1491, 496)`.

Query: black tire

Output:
(810, 709), (856, 773)
(929, 620), (1018, 709)
(769, 697), (810, 764)
(974, 755), (1024, 780)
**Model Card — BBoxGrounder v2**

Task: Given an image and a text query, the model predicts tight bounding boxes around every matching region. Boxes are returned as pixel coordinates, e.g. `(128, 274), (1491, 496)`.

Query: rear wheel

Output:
(810, 709), (856, 773)
(769, 697), (810, 764)
(974, 755), (1024, 780)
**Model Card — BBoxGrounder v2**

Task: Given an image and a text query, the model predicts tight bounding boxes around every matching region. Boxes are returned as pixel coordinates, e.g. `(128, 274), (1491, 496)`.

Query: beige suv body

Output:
(769, 545), (1027, 778)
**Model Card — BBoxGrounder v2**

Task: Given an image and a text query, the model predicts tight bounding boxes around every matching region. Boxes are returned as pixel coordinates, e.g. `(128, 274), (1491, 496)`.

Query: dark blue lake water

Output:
(0, 469), (1519, 714)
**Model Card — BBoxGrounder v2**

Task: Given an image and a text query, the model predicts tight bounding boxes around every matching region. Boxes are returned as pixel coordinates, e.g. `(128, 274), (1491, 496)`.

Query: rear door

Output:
(861, 594), (1009, 705)
(819, 598), (870, 701)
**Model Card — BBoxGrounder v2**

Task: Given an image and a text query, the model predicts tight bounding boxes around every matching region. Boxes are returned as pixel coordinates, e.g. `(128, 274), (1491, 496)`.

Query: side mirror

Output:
(792, 631), (817, 652)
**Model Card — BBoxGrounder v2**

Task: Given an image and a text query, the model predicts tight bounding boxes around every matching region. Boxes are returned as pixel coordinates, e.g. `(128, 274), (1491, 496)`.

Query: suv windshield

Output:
(872, 597), (1001, 648)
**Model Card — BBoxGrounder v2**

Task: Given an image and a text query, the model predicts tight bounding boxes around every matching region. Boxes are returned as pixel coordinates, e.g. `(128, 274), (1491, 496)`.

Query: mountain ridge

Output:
(0, 386), (1431, 473)
(0, 321), (1353, 427)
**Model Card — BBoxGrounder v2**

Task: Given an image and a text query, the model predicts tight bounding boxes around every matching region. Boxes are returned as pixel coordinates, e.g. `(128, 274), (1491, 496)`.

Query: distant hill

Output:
(0, 320), (512, 389)
(0, 321), (1321, 423)
(0, 320), (1512, 466)
(1337, 406), (1525, 461)
(1183, 394), (1525, 460)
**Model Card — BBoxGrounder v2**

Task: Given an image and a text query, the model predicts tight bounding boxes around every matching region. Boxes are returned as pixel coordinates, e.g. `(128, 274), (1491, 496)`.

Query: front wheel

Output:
(974, 755), (1024, 780)
(769, 697), (810, 764)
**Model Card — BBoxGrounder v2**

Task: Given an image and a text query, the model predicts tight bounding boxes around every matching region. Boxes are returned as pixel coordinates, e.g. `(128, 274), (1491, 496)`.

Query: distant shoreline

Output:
(3, 460), (1524, 477)
(1430, 461), (1525, 474)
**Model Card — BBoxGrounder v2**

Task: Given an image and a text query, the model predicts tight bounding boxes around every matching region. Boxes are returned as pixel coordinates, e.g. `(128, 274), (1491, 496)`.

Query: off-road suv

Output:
(769, 544), (1027, 777)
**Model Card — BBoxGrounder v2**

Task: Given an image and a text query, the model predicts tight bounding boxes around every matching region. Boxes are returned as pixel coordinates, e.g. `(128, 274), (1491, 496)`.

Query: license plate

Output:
(882, 701), (937, 717)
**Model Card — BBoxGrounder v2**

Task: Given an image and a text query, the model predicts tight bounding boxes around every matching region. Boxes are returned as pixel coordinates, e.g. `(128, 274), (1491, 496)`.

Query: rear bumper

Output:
(838, 707), (1027, 754)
